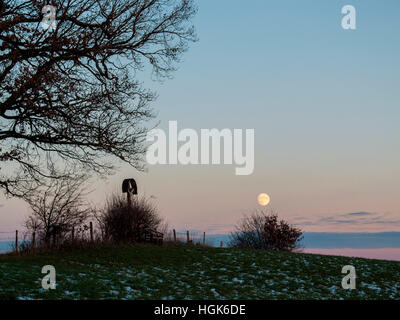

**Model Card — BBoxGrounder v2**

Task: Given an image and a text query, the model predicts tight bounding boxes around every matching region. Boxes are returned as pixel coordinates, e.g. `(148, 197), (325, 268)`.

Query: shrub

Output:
(229, 210), (303, 251)
(98, 194), (163, 243)
(23, 175), (91, 246)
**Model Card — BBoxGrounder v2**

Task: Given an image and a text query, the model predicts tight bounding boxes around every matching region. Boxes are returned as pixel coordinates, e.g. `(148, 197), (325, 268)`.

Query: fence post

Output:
(203, 232), (206, 245)
(186, 230), (189, 243)
(15, 230), (18, 254)
(32, 232), (36, 252)
(173, 229), (176, 243)
(71, 226), (75, 242)
(90, 222), (93, 242)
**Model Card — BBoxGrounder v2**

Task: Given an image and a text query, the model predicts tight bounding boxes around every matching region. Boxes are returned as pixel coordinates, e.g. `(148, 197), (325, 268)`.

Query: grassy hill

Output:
(0, 244), (399, 300)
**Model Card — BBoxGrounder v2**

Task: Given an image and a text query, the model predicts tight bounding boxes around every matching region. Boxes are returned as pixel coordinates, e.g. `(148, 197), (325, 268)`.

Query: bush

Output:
(229, 210), (303, 251)
(23, 175), (91, 246)
(98, 194), (163, 243)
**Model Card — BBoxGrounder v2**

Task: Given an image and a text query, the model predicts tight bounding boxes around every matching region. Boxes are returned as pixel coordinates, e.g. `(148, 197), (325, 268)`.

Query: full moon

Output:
(257, 193), (271, 206)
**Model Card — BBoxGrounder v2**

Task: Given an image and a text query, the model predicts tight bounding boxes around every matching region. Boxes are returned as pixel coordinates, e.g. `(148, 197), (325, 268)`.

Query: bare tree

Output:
(229, 210), (304, 252)
(24, 174), (92, 245)
(0, 0), (197, 196)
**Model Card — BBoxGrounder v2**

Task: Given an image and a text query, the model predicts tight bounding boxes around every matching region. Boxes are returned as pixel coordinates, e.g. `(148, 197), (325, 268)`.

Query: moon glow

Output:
(258, 193), (271, 206)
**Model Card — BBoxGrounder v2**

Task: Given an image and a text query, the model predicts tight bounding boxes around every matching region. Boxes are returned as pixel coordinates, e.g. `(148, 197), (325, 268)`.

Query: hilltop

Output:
(0, 245), (399, 300)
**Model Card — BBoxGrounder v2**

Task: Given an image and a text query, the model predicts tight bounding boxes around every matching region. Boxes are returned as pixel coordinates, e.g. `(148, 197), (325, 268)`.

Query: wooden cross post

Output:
(127, 190), (133, 208)
(122, 179), (138, 208)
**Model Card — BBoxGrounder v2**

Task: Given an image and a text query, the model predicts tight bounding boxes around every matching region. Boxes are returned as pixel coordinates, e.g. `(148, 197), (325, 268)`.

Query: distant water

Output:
(303, 248), (400, 262)
(205, 233), (400, 261)
(2, 235), (400, 261)
(302, 232), (400, 249)
(0, 241), (13, 254)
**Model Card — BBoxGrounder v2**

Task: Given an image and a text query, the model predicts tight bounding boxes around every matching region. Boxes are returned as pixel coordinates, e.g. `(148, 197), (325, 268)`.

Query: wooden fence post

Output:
(186, 230), (189, 243)
(32, 232), (36, 251)
(203, 232), (206, 245)
(173, 229), (176, 243)
(90, 222), (93, 242)
(15, 230), (18, 254)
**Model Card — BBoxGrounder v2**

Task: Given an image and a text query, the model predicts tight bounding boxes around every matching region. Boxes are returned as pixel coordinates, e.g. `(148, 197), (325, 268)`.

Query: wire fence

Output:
(165, 229), (221, 247)
(0, 224), (96, 254)
(0, 231), (35, 240)
(0, 231), (18, 254)
(1, 227), (224, 254)
(1, 229), (209, 243)
(0, 231), (18, 241)
(179, 231), (202, 244)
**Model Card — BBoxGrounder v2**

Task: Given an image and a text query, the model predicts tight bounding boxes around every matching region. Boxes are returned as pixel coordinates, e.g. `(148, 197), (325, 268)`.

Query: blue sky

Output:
(1, 0), (399, 236)
(142, 0), (400, 232)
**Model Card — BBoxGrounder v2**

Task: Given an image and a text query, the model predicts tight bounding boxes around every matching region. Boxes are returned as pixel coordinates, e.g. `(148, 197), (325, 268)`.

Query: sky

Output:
(1, 0), (399, 238)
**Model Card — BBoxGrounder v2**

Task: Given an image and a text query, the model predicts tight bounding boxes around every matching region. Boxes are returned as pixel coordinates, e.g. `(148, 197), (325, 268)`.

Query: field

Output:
(0, 244), (399, 300)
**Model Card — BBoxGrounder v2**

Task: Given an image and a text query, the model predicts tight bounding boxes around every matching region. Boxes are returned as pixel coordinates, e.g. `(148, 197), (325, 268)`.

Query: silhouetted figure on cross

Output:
(122, 178), (138, 207)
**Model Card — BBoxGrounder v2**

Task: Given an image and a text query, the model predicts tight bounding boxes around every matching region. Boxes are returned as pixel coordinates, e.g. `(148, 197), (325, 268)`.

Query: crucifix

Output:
(122, 178), (138, 207)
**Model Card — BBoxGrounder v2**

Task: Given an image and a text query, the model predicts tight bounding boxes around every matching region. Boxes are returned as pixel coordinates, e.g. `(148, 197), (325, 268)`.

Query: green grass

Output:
(0, 244), (399, 300)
